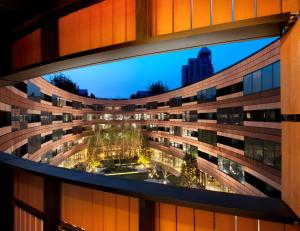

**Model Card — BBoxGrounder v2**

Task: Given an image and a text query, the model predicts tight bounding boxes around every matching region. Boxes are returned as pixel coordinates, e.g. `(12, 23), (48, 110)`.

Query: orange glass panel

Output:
(116, 195), (130, 231)
(283, 0), (300, 13)
(20, 209), (25, 231)
(79, 7), (91, 52)
(155, 202), (160, 231)
(160, 203), (176, 231)
(19, 36), (25, 67)
(285, 224), (300, 231)
(26, 212), (31, 230)
(89, 3), (101, 49)
(92, 190), (104, 231)
(31, 29), (42, 65)
(260, 220), (284, 231)
(103, 192), (116, 231)
(61, 184), (93, 230)
(36, 219), (42, 231)
(192, 0), (211, 29)
(14, 206), (18, 231)
(12, 29), (41, 69)
(212, 0), (232, 25)
(100, 0), (113, 47)
(61, 183), (75, 224)
(257, 0), (281, 17)
(74, 186), (93, 230)
(195, 209), (214, 231)
(151, 0), (157, 36)
(237, 217), (257, 231)
(126, 0), (136, 41)
(59, 11), (80, 56)
(129, 197), (139, 231)
(215, 213), (235, 231)
(21, 34), (31, 66)
(156, 0), (173, 35)
(177, 206), (194, 231)
(174, 0), (191, 32)
(14, 171), (44, 212)
(30, 213), (35, 231)
(234, 0), (255, 21)
(113, 0), (126, 44)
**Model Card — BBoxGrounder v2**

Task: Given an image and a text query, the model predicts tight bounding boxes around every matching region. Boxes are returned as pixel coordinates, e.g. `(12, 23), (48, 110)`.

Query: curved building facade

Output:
(0, 40), (281, 198)
(1, 0), (300, 230)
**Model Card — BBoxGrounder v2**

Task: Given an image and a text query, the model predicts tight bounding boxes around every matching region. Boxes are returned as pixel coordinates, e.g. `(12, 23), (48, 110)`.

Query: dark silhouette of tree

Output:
(148, 81), (168, 96)
(130, 94), (137, 99)
(50, 73), (79, 95)
(90, 93), (96, 99)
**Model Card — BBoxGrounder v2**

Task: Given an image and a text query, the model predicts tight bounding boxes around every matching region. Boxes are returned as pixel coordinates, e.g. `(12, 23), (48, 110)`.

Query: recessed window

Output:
(28, 134), (41, 154)
(218, 156), (245, 184)
(243, 61), (280, 95)
(244, 137), (281, 170)
(198, 129), (217, 146)
(169, 97), (182, 107)
(0, 110), (11, 128)
(197, 87), (216, 103)
(261, 65), (273, 91)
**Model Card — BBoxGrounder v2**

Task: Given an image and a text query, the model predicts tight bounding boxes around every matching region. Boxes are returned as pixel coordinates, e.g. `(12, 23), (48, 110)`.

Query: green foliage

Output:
(179, 153), (201, 188)
(50, 73), (79, 94)
(148, 81), (168, 96)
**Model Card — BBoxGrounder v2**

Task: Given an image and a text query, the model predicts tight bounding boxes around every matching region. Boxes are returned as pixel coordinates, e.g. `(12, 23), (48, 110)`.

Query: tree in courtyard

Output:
(50, 73), (79, 95)
(148, 81), (168, 96)
(85, 124), (143, 169)
(179, 152), (201, 188)
(138, 136), (152, 166)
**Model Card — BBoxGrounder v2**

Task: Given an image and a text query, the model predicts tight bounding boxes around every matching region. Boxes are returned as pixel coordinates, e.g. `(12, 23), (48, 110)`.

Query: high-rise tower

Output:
(181, 47), (214, 87)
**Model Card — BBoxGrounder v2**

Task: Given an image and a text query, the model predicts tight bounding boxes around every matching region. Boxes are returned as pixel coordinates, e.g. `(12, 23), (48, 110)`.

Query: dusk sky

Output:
(45, 37), (278, 99)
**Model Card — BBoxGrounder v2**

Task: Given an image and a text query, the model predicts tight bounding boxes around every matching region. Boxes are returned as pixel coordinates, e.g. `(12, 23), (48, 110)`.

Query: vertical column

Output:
(136, 0), (151, 40)
(280, 19), (300, 217)
(139, 199), (155, 231)
(44, 177), (61, 231)
(0, 163), (14, 230)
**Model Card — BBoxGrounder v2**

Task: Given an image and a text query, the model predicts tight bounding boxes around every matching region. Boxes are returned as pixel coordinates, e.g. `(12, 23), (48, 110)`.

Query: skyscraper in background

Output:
(182, 47), (214, 87)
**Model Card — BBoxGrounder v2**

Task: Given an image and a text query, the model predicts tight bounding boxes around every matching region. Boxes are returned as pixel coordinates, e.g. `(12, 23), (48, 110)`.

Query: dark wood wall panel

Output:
(173, 0), (191, 32)
(61, 183), (139, 231)
(257, 0), (281, 17)
(212, 0), (232, 25)
(192, 0), (211, 29)
(14, 206), (43, 231)
(155, 202), (295, 231)
(235, 0), (255, 21)
(151, 0), (283, 37)
(14, 171), (44, 212)
(281, 19), (300, 217)
(59, 0), (136, 56)
(12, 29), (42, 70)
(283, 0), (300, 13)
(282, 122), (300, 217)
(281, 20), (300, 115)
